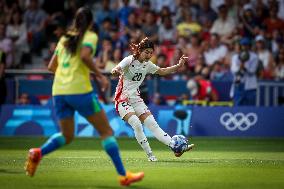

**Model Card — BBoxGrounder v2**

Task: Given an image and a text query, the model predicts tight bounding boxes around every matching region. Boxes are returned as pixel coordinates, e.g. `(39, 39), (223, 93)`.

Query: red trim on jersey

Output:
(114, 76), (127, 113)
(114, 76), (123, 101)
(115, 102), (119, 113)
(114, 57), (135, 113)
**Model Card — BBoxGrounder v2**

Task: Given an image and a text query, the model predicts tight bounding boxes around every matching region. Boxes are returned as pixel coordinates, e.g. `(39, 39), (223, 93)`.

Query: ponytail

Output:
(130, 37), (154, 59)
(129, 43), (139, 59)
(64, 7), (93, 55)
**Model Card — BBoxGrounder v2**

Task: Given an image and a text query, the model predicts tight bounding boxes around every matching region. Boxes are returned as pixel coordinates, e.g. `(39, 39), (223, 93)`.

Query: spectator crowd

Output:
(0, 0), (284, 106)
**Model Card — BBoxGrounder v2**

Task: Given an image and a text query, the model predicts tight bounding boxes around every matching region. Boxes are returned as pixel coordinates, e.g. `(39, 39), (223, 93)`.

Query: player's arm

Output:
(111, 56), (131, 76)
(156, 55), (188, 76)
(48, 37), (63, 73)
(47, 54), (58, 73)
(80, 46), (109, 92)
(111, 65), (122, 77)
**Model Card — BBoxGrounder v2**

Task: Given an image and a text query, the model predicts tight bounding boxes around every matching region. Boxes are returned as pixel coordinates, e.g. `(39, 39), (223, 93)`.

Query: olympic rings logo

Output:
(220, 112), (258, 131)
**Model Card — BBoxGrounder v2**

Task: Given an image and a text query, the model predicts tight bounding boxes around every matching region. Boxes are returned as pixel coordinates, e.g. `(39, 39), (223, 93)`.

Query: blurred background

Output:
(0, 0), (284, 138)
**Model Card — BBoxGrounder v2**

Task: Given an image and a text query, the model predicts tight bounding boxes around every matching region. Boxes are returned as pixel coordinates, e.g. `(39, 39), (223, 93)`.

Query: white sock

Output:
(128, 115), (152, 155)
(143, 115), (171, 146)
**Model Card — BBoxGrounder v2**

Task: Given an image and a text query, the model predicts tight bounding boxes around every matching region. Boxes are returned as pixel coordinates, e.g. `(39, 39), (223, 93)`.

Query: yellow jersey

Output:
(52, 30), (98, 95)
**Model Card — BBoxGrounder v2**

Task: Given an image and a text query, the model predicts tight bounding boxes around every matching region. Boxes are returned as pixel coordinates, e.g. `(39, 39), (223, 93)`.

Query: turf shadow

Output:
(0, 169), (23, 174)
(40, 184), (149, 189)
(157, 159), (213, 164)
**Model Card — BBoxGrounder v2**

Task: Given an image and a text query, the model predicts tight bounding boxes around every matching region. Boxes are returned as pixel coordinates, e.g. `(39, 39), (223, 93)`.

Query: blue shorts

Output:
(53, 92), (102, 119)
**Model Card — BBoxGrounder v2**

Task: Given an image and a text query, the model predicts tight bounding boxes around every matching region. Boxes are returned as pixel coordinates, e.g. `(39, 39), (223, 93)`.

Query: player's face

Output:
(140, 48), (154, 62)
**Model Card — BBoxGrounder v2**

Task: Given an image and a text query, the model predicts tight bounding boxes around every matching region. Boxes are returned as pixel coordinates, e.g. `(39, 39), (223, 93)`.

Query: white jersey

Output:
(114, 55), (160, 104)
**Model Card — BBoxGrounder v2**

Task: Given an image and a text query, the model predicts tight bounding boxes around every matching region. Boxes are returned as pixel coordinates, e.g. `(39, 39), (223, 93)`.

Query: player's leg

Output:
(132, 100), (172, 146)
(86, 112), (144, 185)
(141, 112), (194, 157)
(86, 110), (126, 174)
(117, 101), (154, 161)
(25, 120), (73, 177)
(174, 143), (195, 157)
(41, 118), (73, 154)
(140, 112), (172, 146)
(40, 95), (76, 155)
(25, 96), (74, 176)
(82, 94), (144, 185)
(123, 112), (156, 161)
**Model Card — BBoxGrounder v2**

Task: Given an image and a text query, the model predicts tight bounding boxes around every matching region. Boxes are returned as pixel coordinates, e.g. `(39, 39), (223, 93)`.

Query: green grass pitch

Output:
(0, 137), (284, 189)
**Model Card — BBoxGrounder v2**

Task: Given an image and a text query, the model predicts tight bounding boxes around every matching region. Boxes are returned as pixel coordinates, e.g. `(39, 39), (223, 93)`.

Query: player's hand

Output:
(178, 55), (188, 68)
(111, 67), (122, 77)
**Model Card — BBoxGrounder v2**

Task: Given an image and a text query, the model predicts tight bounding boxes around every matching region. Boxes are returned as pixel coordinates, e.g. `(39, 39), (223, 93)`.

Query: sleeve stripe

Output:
(82, 42), (95, 53)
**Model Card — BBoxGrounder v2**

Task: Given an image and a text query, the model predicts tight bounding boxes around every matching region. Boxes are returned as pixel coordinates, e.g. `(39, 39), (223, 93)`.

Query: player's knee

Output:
(144, 115), (159, 130)
(63, 134), (74, 144)
(128, 115), (143, 132)
(100, 128), (113, 139)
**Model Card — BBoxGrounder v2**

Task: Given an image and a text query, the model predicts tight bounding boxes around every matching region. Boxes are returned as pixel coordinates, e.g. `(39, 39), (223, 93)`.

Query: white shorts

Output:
(115, 99), (150, 118)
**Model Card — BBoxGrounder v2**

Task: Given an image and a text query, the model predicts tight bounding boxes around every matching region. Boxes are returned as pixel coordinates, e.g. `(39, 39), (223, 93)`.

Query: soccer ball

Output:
(169, 135), (188, 153)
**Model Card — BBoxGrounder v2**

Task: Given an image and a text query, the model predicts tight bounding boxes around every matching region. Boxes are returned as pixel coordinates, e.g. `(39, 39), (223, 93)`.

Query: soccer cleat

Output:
(174, 144), (194, 157)
(147, 152), (158, 162)
(148, 155), (158, 162)
(119, 171), (144, 186)
(25, 148), (42, 177)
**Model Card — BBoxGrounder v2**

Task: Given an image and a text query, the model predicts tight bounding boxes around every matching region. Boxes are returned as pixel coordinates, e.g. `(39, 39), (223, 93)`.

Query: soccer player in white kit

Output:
(111, 37), (194, 161)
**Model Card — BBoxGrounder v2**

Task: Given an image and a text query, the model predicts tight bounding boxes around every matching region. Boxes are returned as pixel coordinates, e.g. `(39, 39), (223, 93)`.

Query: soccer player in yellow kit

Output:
(24, 7), (144, 186)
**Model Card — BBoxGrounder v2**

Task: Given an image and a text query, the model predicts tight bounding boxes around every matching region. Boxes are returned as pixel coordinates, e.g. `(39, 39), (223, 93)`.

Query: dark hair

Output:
(129, 37), (154, 59)
(64, 7), (93, 54)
